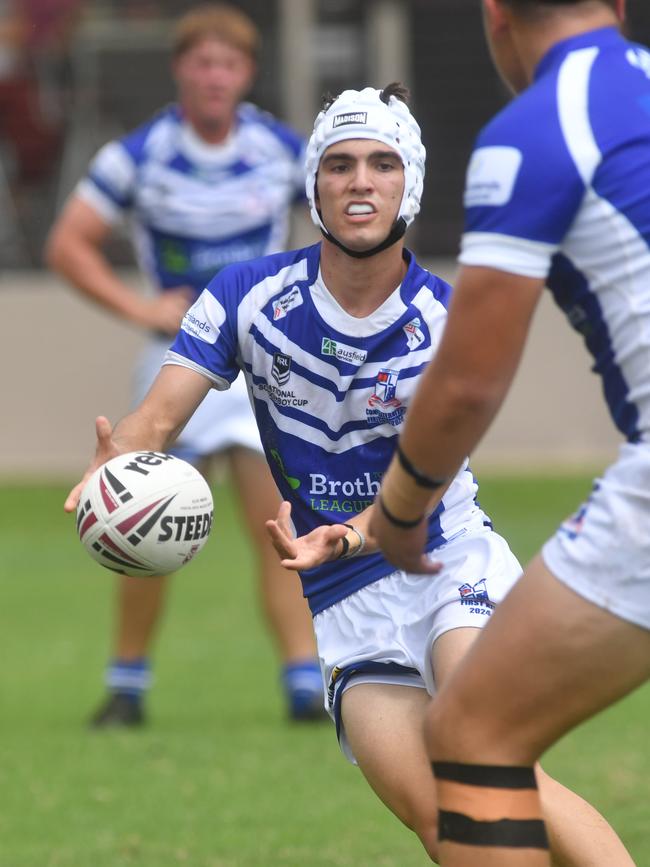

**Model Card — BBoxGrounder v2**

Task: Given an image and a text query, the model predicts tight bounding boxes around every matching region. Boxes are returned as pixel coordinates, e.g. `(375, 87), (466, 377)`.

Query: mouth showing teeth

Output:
(347, 203), (375, 215)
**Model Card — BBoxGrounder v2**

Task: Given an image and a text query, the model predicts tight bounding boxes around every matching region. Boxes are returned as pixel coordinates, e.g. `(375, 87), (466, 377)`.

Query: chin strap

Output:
(320, 217), (407, 259)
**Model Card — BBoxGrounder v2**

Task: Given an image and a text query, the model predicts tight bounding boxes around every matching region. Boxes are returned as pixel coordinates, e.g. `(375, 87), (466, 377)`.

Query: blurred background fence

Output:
(1, 0), (644, 477)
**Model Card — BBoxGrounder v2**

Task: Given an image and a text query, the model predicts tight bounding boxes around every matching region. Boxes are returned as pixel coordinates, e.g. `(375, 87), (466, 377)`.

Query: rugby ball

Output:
(76, 451), (213, 576)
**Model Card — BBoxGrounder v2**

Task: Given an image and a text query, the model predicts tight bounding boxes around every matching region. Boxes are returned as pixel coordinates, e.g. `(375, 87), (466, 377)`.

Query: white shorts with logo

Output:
(313, 526), (522, 763)
(134, 337), (263, 461)
(543, 442), (650, 631)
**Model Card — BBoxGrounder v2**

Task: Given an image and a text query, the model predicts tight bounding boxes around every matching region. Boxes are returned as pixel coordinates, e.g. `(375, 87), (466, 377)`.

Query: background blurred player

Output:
(65, 82), (633, 865)
(372, 1), (650, 864)
(46, 2), (323, 727)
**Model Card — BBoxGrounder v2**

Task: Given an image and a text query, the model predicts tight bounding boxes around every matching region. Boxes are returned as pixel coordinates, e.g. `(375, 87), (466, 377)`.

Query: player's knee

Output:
(401, 800), (440, 863)
(409, 811), (439, 863)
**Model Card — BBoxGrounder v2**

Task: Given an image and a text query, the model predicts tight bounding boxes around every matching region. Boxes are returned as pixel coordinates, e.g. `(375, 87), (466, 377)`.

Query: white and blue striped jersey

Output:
(165, 244), (490, 614)
(459, 27), (650, 444)
(75, 103), (306, 296)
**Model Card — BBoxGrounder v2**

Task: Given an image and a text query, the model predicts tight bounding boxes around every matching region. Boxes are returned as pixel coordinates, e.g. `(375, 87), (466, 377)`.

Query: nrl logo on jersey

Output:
(403, 317), (424, 351)
(271, 352), (292, 386)
(273, 286), (303, 320)
(321, 338), (367, 366)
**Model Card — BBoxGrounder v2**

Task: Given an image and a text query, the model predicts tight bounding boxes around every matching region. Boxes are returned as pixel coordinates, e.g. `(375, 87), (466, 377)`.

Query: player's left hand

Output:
(266, 501), (349, 571)
(369, 505), (442, 575)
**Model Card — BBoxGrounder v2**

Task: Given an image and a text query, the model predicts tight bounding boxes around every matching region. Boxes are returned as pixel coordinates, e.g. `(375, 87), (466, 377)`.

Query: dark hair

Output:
(504, 0), (617, 9)
(380, 82), (410, 105)
(320, 81), (410, 112)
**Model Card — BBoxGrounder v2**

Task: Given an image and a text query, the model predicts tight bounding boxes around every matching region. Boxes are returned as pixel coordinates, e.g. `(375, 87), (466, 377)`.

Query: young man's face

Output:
(316, 139), (405, 254)
(173, 36), (255, 133)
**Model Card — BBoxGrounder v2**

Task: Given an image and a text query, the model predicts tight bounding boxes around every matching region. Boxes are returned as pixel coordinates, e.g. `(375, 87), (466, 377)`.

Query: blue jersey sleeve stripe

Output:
(87, 171), (133, 210)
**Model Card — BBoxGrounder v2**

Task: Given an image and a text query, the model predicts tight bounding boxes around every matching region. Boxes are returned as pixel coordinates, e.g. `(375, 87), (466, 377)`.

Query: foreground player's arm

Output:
(45, 197), (193, 336)
(372, 265), (545, 571)
(266, 501), (379, 571)
(64, 364), (212, 513)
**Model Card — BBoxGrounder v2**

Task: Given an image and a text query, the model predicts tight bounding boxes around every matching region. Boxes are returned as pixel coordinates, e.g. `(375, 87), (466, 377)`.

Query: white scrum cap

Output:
(305, 86), (426, 234)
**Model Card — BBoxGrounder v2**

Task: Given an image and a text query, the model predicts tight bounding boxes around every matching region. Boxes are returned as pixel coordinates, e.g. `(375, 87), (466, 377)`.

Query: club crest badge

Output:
(368, 369), (401, 408)
(366, 369), (405, 427)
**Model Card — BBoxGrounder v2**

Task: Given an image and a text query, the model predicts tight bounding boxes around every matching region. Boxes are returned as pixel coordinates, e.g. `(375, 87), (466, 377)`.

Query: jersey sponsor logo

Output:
(271, 352), (292, 385)
(308, 471), (381, 514)
(458, 578), (494, 610)
(267, 454), (381, 513)
(270, 449), (301, 489)
(160, 239), (190, 274)
(321, 337), (368, 366)
(181, 310), (216, 344)
(403, 317), (425, 350)
(366, 369), (406, 427)
(181, 293), (223, 344)
(333, 112), (368, 127)
(273, 285), (304, 320)
(464, 146), (523, 208)
(192, 241), (265, 273)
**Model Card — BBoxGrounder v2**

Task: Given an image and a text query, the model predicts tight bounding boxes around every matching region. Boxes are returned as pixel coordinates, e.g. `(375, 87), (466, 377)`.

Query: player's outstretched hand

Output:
(266, 501), (349, 571)
(64, 416), (120, 513)
(369, 505), (442, 575)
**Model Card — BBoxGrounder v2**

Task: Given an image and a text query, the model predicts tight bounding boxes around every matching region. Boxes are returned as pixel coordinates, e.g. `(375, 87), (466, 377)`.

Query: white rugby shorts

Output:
(133, 336), (263, 461)
(543, 442), (650, 631)
(313, 526), (522, 763)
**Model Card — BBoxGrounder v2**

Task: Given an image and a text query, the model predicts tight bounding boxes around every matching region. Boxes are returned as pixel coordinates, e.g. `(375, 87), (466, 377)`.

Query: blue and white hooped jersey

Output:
(76, 103), (306, 296)
(459, 27), (650, 443)
(165, 244), (489, 615)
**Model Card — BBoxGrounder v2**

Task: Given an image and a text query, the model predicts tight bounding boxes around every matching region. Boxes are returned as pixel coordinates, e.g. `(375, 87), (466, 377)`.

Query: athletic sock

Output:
(433, 761), (549, 861)
(282, 659), (324, 714)
(105, 657), (151, 701)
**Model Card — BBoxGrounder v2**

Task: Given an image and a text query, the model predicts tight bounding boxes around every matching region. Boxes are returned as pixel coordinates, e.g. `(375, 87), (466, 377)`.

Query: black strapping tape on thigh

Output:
(439, 811), (549, 849)
(433, 761), (537, 789)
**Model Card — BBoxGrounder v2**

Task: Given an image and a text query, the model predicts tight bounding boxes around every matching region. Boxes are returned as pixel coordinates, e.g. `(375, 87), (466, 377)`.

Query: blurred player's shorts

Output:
(544, 441), (650, 631)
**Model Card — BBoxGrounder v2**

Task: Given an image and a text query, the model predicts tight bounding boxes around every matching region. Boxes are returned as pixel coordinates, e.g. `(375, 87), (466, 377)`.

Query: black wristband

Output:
(397, 444), (448, 490)
(378, 494), (424, 529)
(338, 535), (350, 558)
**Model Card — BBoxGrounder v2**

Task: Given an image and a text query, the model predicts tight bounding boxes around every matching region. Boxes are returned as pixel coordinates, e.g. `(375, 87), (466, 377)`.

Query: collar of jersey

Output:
(534, 26), (623, 83)
(310, 267), (409, 337)
(179, 120), (238, 164)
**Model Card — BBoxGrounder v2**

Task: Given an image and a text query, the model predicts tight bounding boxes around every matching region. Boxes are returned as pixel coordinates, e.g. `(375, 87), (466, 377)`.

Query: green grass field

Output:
(1, 476), (648, 866)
